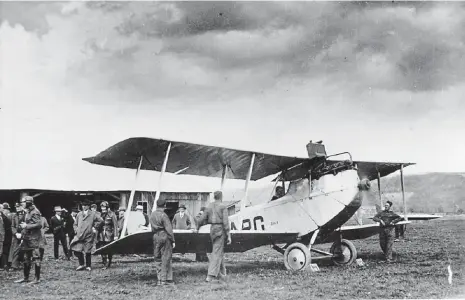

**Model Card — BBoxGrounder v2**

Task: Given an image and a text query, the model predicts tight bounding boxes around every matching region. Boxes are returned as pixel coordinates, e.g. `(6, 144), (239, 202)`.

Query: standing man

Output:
(9, 202), (25, 270)
(14, 196), (43, 284)
(50, 206), (70, 260)
(70, 199), (103, 271)
(172, 205), (191, 230)
(372, 200), (404, 262)
(194, 207), (208, 262)
(197, 191), (231, 282)
(1, 203), (13, 271)
(96, 201), (118, 269)
(150, 199), (175, 286)
(0, 207), (4, 269)
(39, 215), (49, 261)
(117, 207), (126, 238)
(66, 208), (78, 247)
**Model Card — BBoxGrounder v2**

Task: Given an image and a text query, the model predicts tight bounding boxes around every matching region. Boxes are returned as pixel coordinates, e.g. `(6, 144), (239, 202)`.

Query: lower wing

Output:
(94, 230), (299, 255)
(318, 221), (411, 244)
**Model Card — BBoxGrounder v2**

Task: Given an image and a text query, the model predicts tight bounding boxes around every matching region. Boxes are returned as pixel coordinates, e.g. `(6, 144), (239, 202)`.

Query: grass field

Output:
(1, 216), (464, 300)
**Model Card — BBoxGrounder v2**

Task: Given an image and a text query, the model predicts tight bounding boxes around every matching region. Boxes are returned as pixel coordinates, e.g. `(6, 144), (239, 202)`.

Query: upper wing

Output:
(83, 137), (308, 181)
(94, 229), (299, 255)
(280, 160), (415, 182)
(316, 221), (411, 244)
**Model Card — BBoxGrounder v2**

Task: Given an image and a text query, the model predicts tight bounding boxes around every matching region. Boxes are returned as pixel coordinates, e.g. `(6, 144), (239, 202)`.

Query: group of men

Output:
(0, 188), (407, 286)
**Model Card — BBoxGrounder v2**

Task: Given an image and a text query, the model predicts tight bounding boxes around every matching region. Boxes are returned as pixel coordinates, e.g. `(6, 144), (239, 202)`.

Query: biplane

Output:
(83, 138), (440, 271)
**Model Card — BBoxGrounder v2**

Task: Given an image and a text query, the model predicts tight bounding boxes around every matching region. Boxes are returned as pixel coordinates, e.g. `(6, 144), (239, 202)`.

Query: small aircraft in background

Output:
(83, 138), (440, 271)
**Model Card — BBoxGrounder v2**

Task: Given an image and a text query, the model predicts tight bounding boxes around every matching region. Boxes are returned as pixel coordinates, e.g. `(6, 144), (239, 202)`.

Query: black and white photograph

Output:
(0, 1), (464, 299)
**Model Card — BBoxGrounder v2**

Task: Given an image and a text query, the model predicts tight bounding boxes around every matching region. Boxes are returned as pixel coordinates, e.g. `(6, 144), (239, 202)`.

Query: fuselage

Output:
(199, 169), (364, 242)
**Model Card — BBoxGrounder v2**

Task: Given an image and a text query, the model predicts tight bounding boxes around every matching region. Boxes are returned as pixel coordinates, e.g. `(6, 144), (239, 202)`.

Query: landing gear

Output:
(329, 239), (357, 266)
(283, 243), (311, 271)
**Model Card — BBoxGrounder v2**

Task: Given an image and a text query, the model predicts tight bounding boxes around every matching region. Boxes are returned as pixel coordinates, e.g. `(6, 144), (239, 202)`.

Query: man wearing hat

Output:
(172, 204), (192, 230)
(96, 201), (118, 269)
(50, 206), (70, 260)
(373, 200), (404, 262)
(196, 191), (231, 282)
(70, 199), (103, 271)
(9, 202), (25, 270)
(149, 198), (175, 286)
(1, 202), (13, 271)
(14, 196), (43, 284)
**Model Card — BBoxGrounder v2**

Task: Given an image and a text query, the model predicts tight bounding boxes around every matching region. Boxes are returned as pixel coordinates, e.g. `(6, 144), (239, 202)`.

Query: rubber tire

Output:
(283, 242), (311, 271)
(330, 239), (357, 266)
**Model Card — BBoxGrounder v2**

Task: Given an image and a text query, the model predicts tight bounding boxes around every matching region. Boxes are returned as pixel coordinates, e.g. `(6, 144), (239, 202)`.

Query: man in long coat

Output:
(70, 199), (103, 271)
(14, 196), (43, 284)
(9, 202), (25, 270)
(96, 201), (118, 269)
(372, 200), (404, 262)
(150, 198), (175, 286)
(196, 191), (231, 282)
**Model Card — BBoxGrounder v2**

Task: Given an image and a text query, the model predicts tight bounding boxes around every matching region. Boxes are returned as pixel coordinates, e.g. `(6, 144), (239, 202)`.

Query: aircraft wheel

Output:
(283, 243), (311, 271)
(330, 239), (357, 266)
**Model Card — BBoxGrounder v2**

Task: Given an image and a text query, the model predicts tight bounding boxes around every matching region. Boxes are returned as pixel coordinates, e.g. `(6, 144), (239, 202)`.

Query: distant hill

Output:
(224, 172), (465, 214)
(366, 172), (465, 213)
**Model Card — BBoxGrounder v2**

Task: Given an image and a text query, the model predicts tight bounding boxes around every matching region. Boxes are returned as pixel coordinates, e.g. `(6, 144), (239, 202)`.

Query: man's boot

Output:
(14, 263), (30, 283)
(30, 264), (41, 284)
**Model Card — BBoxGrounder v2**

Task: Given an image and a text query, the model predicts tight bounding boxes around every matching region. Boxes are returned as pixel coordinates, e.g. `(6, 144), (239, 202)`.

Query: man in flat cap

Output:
(96, 201), (118, 269)
(14, 196), (43, 284)
(150, 198), (175, 286)
(373, 200), (404, 262)
(70, 199), (103, 271)
(197, 191), (231, 282)
(50, 206), (70, 260)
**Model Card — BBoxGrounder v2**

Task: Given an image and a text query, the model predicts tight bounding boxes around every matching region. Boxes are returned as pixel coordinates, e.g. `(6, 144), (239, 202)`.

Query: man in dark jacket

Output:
(96, 201), (118, 269)
(194, 207), (208, 262)
(14, 196), (43, 284)
(50, 206), (70, 260)
(150, 198), (175, 286)
(372, 201), (404, 262)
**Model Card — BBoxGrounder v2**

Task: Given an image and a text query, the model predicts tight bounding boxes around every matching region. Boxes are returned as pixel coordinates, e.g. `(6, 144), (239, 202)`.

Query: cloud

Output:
(1, 1), (465, 178)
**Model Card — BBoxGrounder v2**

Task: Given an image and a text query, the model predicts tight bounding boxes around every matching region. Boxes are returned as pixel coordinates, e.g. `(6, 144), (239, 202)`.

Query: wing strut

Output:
(121, 155), (143, 238)
(242, 153), (255, 210)
(400, 164), (408, 221)
(377, 171), (382, 207)
(220, 164), (227, 191)
(153, 142), (172, 212)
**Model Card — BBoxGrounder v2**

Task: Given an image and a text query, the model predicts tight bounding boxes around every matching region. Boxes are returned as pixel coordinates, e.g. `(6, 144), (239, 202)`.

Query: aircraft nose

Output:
(357, 178), (371, 191)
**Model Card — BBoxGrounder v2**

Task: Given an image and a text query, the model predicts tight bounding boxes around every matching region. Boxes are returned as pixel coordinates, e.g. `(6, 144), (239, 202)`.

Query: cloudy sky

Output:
(1, 1), (464, 191)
